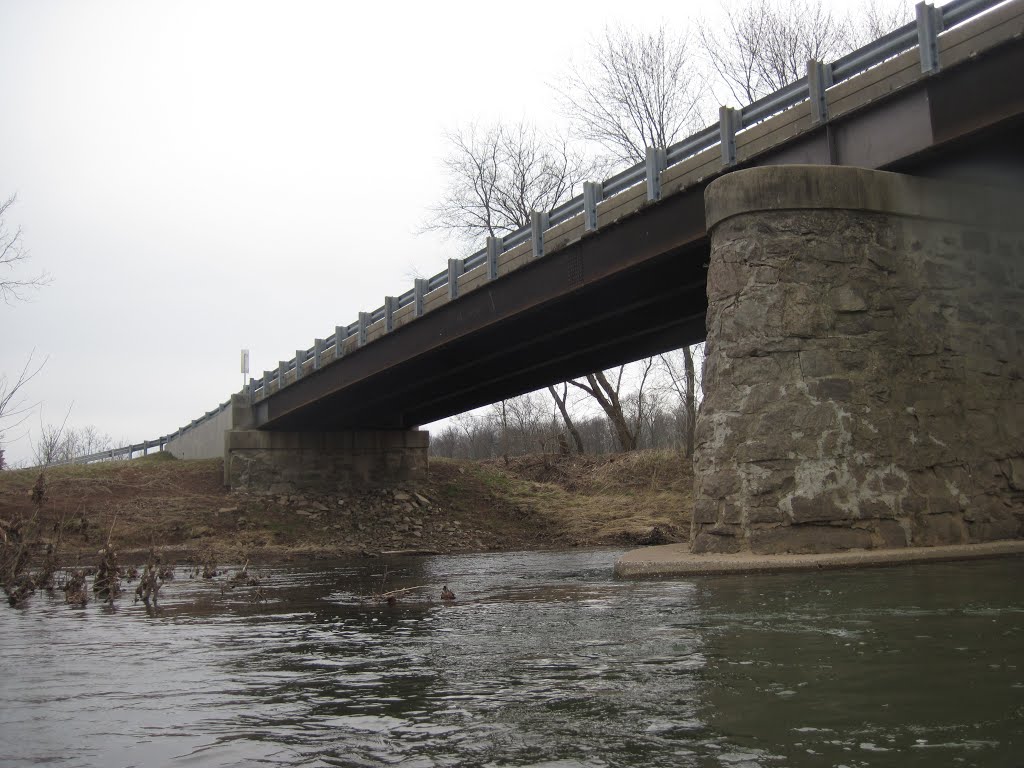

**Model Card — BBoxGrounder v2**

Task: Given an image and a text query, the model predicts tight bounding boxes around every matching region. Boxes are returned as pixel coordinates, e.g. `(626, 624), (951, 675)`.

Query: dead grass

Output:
(438, 451), (693, 546)
(0, 450), (695, 566)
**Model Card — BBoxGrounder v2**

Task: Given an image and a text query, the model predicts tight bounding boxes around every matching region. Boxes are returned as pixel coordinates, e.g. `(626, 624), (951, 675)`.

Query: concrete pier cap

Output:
(691, 164), (1024, 556)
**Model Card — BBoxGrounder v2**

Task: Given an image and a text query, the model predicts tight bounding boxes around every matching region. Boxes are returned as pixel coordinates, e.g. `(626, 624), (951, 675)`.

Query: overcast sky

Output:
(1, 0), (909, 465)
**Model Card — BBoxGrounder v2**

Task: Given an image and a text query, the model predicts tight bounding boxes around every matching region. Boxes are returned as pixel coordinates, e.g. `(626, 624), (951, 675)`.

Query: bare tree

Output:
(63, 425), (114, 459)
(547, 384), (585, 454)
(425, 120), (602, 444)
(701, 0), (907, 105)
(557, 25), (707, 165)
(658, 345), (705, 457)
(701, 0), (846, 104)
(0, 351), (45, 431)
(32, 406), (74, 467)
(0, 351), (48, 468)
(2, 196), (51, 465)
(424, 121), (597, 244)
(1, 194), (50, 304)
(490, 392), (550, 460)
(846, 0), (911, 49)
(568, 361), (654, 452)
(555, 27), (705, 449)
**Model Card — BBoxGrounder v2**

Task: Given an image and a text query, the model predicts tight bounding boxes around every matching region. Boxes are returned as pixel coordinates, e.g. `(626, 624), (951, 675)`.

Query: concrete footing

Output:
(614, 540), (1024, 578)
(224, 429), (429, 493)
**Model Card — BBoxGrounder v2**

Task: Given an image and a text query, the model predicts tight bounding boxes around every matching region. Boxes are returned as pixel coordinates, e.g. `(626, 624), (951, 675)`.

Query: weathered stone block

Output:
(747, 505), (787, 524)
(790, 495), (852, 524)
(692, 530), (742, 554)
(875, 520), (908, 548)
(912, 513), (967, 546)
(859, 498), (896, 519)
(1005, 458), (1024, 492)
(833, 285), (868, 312)
(699, 470), (740, 500)
(967, 517), (1021, 542)
(750, 526), (873, 554)
(807, 378), (853, 402)
(744, 465), (795, 497)
(692, 499), (719, 525)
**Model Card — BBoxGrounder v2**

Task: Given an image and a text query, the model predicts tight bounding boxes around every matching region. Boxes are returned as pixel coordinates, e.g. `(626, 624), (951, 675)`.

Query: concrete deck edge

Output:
(614, 540), (1024, 578)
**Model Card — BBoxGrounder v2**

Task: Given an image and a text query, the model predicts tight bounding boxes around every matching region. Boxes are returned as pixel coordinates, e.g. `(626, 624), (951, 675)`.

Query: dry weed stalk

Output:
(1, 472), (61, 606)
(365, 566), (430, 605)
(134, 548), (172, 607)
(63, 569), (88, 606)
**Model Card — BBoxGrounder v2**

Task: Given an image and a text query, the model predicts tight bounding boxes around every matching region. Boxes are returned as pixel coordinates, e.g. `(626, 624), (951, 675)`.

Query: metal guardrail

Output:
(65, 0), (1006, 463)
(42, 398), (232, 467)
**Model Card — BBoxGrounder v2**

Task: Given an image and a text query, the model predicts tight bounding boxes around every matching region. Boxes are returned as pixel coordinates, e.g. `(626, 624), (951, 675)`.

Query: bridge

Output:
(149, 0), (1023, 555)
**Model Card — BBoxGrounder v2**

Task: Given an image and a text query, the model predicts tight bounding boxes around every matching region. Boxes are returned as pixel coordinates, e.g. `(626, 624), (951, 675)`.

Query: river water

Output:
(0, 549), (1021, 767)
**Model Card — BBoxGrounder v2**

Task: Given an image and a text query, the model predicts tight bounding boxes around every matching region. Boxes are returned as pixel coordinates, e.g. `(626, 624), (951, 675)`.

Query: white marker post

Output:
(241, 348), (250, 392)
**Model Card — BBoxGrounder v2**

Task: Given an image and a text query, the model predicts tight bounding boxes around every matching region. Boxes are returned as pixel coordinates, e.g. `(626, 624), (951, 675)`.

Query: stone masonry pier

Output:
(692, 165), (1024, 555)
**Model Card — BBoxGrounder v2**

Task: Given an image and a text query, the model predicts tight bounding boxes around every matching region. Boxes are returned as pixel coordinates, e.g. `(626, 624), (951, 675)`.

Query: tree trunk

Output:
(547, 385), (585, 454)
(683, 345), (696, 458)
(568, 371), (637, 452)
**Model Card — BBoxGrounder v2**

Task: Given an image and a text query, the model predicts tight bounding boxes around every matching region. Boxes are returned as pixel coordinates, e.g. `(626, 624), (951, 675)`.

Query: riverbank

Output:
(0, 450), (692, 566)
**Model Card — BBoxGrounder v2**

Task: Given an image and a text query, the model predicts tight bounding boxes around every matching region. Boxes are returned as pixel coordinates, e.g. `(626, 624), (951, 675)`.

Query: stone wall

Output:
(226, 429), (429, 494)
(693, 165), (1024, 554)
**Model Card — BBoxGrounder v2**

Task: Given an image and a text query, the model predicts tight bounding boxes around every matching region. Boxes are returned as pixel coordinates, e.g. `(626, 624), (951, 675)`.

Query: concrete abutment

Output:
(224, 428), (429, 494)
(693, 165), (1024, 555)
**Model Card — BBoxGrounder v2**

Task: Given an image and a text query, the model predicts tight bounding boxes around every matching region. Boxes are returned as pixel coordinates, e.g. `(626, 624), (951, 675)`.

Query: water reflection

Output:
(0, 551), (1020, 767)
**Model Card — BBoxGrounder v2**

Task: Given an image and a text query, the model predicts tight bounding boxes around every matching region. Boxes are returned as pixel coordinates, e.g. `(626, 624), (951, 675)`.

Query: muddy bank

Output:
(0, 450), (693, 567)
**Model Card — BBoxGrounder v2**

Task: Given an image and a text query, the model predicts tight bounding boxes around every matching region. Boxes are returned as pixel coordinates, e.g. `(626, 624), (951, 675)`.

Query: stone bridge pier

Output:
(692, 165), (1024, 554)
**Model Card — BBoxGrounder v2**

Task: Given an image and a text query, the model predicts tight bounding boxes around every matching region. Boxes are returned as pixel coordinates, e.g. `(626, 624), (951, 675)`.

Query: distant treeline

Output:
(430, 397), (694, 460)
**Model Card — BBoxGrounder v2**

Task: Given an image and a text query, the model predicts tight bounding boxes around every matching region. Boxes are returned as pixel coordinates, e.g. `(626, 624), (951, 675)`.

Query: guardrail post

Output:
(916, 1), (943, 74)
(313, 339), (323, 370)
(645, 147), (667, 201)
(277, 361), (287, 389)
(719, 107), (740, 166)
(448, 259), (463, 299)
(294, 350), (305, 380)
(808, 59), (832, 124)
(531, 210), (549, 259)
(385, 296), (397, 332)
(414, 278), (427, 317)
(485, 236), (502, 281)
(358, 312), (369, 347)
(335, 326), (346, 360)
(583, 181), (602, 232)
(261, 371), (272, 396)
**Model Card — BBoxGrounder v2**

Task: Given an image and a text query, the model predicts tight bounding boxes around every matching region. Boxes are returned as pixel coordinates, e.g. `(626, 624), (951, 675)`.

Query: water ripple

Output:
(0, 551), (1021, 767)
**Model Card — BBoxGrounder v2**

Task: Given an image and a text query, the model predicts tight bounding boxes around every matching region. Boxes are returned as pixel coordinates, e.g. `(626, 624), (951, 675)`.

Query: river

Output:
(0, 549), (1021, 767)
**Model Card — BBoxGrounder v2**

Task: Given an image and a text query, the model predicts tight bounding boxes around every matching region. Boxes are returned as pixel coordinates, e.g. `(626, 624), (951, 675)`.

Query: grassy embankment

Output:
(0, 450), (693, 567)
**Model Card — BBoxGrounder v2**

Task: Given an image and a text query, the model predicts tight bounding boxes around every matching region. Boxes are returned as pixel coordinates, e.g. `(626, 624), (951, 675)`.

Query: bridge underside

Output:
(257, 187), (711, 431)
(255, 35), (1023, 434)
